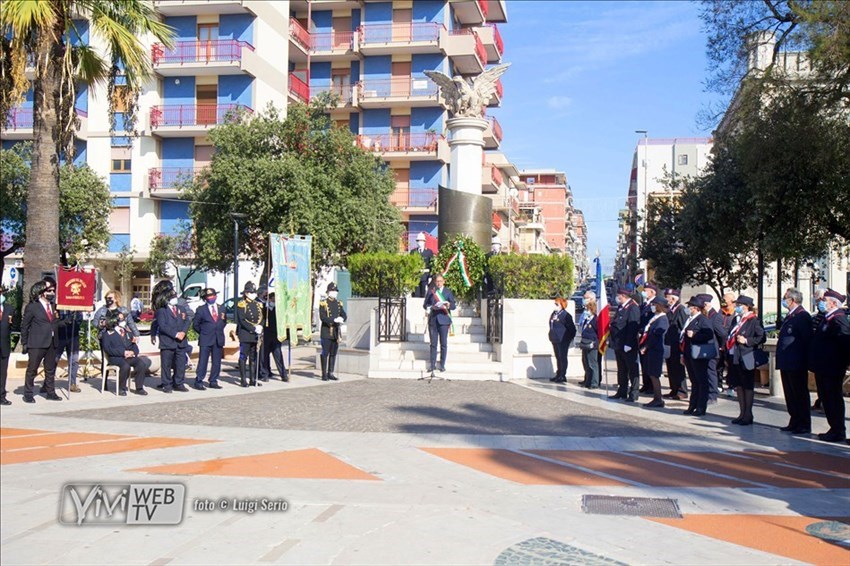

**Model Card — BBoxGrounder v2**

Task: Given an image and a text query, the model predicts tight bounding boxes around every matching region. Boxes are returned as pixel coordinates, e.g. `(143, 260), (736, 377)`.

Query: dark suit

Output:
(727, 314), (766, 390)
(580, 314), (599, 387)
(665, 302), (688, 395)
(638, 301), (655, 388)
(236, 297), (263, 385)
(808, 308), (850, 437)
(682, 314), (715, 413)
(319, 297), (347, 378)
(21, 300), (66, 397)
(717, 309), (736, 387)
(192, 302), (226, 386)
(704, 308), (725, 401)
(1, 303), (12, 401)
(424, 286), (456, 370)
(776, 306), (813, 430)
(261, 304), (288, 381)
(640, 314), (668, 379)
(155, 304), (191, 390)
(610, 299), (640, 399)
(102, 328), (151, 391)
(411, 248), (434, 298)
(549, 309), (577, 381)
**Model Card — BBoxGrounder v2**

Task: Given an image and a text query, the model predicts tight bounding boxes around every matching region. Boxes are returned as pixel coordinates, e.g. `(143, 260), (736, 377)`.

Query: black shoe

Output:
(321, 377), (329, 381)
(208, 383), (223, 389)
(162, 388), (173, 394)
(736, 417), (753, 426)
(438, 366), (446, 373)
(608, 393), (625, 400)
(45, 393), (62, 401)
(639, 385), (652, 393)
(818, 431), (845, 442)
(625, 396), (636, 403)
(193, 383), (206, 391)
(693, 409), (706, 416)
(663, 392), (678, 399)
(133, 389), (148, 396)
(683, 408), (695, 415)
(644, 399), (665, 408)
(0, 398), (10, 406)
(259, 377), (269, 382)
(549, 377), (559, 382)
(23, 396), (35, 404)
(328, 375), (339, 381)
(156, 383), (165, 390)
(731, 416), (743, 424)
(282, 375), (289, 382)
(119, 390), (127, 397)
(174, 385), (189, 392)
(779, 424), (795, 432)
(252, 382), (263, 386)
(39, 386), (48, 394)
(791, 427), (811, 435)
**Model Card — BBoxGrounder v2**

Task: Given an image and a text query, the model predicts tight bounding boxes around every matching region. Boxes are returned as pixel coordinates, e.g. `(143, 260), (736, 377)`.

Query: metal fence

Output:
(486, 294), (503, 344)
(377, 296), (407, 343)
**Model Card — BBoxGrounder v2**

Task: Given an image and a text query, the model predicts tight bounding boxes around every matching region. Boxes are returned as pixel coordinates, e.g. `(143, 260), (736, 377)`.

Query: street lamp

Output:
(508, 186), (518, 252)
(230, 212), (247, 300)
(635, 129), (648, 279)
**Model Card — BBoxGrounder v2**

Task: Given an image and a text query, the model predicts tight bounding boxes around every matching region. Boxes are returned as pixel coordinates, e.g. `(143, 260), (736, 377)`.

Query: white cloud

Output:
(547, 96), (573, 110)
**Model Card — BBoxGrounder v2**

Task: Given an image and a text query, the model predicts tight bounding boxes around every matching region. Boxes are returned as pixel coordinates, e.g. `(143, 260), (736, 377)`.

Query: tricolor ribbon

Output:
(441, 240), (472, 288)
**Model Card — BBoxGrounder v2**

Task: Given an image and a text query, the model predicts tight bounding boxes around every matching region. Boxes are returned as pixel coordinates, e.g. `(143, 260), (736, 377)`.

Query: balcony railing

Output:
(356, 132), (441, 153)
(289, 72), (309, 102)
(310, 80), (352, 103)
(496, 78), (503, 98)
(390, 187), (438, 210)
(491, 165), (504, 186)
(492, 212), (502, 230)
(150, 104), (250, 128)
(489, 24), (504, 55)
(148, 166), (205, 192)
(359, 22), (443, 45)
(478, 0), (489, 18)
(290, 17), (311, 50)
(359, 76), (437, 99)
(487, 116), (502, 142)
(5, 107), (33, 129)
(474, 34), (487, 66)
(151, 40), (254, 65)
(311, 30), (355, 52)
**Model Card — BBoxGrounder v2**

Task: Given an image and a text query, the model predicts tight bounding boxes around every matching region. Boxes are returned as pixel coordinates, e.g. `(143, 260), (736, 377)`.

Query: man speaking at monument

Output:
(423, 275), (456, 375)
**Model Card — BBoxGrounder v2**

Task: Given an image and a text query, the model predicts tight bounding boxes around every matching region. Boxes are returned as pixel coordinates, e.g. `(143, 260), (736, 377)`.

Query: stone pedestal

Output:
(447, 116), (488, 194)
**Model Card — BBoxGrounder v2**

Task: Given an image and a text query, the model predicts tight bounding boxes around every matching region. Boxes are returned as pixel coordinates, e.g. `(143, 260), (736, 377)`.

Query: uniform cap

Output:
(824, 289), (846, 303)
(696, 293), (713, 305)
(644, 282), (659, 293)
(416, 232), (427, 242)
(664, 288), (681, 297)
(243, 281), (257, 294)
(651, 296), (668, 308)
(616, 288), (632, 297)
(686, 296), (705, 309)
(201, 287), (217, 298)
(327, 282), (338, 292)
(734, 295), (754, 307)
(491, 236), (501, 245)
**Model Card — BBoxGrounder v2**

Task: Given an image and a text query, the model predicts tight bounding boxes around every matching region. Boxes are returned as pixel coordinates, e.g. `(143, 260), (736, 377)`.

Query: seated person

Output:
(101, 312), (152, 396)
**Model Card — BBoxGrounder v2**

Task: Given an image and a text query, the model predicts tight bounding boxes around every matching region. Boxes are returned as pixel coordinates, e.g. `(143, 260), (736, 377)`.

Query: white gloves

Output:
(334, 316), (344, 324)
(624, 345), (632, 353)
(254, 325), (263, 334)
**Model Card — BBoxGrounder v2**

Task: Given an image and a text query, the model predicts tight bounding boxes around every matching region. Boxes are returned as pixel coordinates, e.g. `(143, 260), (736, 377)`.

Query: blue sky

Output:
(495, 0), (721, 274)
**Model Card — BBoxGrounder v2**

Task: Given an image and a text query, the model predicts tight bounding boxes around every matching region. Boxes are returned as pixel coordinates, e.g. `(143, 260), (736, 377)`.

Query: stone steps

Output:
(367, 369), (505, 381)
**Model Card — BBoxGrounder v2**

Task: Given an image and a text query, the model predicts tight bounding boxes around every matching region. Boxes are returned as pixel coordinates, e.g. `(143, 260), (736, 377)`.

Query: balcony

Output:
(289, 17), (310, 62)
(356, 132), (448, 162)
(359, 22), (443, 55)
(487, 78), (503, 107)
(310, 80), (354, 107)
(310, 30), (357, 61)
(288, 72), (309, 103)
(2, 107), (33, 140)
(389, 187), (438, 211)
(152, 40), (258, 76)
(492, 211), (502, 230)
(449, 0), (486, 25)
(150, 103), (250, 136)
(148, 166), (205, 196)
(476, 24), (503, 63)
(153, 1), (255, 16)
(482, 164), (504, 193)
(483, 116), (502, 149)
(357, 76), (438, 108)
(486, 0), (509, 23)
(443, 29), (486, 75)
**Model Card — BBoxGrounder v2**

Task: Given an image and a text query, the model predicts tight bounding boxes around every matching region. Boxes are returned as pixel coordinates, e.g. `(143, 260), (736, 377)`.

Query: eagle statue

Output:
(424, 63), (510, 118)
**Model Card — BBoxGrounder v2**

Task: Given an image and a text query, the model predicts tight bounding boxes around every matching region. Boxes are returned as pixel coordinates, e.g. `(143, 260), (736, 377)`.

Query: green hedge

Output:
(488, 254), (575, 299)
(433, 235), (486, 303)
(347, 251), (423, 297)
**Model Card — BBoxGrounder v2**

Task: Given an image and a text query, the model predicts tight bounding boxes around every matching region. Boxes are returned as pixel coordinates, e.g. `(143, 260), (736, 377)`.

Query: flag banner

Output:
(56, 266), (96, 311)
(270, 234), (312, 341)
(596, 258), (610, 354)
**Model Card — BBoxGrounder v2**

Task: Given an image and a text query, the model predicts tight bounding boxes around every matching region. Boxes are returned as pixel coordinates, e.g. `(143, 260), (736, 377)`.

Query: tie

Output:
(171, 306), (177, 316)
(46, 304), (53, 321)
(212, 305), (218, 322)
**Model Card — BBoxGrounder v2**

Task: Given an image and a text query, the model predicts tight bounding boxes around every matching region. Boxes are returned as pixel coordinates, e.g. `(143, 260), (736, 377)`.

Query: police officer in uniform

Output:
(236, 281), (263, 388)
(260, 288), (288, 382)
(664, 288), (689, 399)
(638, 283), (660, 393)
(809, 289), (850, 442)
(410, 232), (434, 298)
(319, 282), (347, 381)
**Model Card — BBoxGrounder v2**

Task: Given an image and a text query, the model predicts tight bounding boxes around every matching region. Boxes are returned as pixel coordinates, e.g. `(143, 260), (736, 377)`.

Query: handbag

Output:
(690, 342), (718, 360)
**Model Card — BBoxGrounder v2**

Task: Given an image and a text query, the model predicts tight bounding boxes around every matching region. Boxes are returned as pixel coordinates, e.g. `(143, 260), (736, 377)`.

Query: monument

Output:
(424, 63), (510, 250)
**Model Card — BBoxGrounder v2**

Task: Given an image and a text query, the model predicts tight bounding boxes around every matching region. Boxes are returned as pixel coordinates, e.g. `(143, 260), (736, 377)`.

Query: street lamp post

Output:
(230, 212), (247, 299)
(635, 129), (648, 280)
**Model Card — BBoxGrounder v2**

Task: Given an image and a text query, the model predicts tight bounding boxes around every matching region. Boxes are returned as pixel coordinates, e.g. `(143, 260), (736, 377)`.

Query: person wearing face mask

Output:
(1, 284), (13, 406)
(638, 283), (660, 394)
(102, 312), (151, 396)
(319, 282), (347, 381)
(663, 288), (689, 400)
(155, 283), (192, 393)
(808, 289), (850, 443)
(609, 288), (641, 401)
(681, 296), (716, 416)
(20, 280), (67, 402)
(697, 293), (725, 404)
(93, 290), (140, 341)
(548, 297), (577, 383)
(261, 290), (289, 382)
(578, 299), (600, 389)
(718, 292), (738, 395)
(726, 295), (766, 425)
(775, 287), (814, 435)
(640, 296), (669, 407)
(423, 274), (456, 375)
(192, 288), (227, 390)
(410, 232), (434, 298)
(236, 281), (264, 387)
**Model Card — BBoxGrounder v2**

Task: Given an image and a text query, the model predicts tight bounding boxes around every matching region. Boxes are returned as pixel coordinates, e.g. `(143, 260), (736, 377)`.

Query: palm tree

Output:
(0, 0), (173, 294)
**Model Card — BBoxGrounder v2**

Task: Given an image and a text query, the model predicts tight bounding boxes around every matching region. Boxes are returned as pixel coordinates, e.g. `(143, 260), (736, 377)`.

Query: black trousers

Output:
(815, 370), (846, 435)
(196, 344), (223, 385)
(686, 357), (710, 412)
(261, 338), (286, 379)
(780, 369), (811, 429)
(0, 354), (8, 399)
(665, 352), (687, 394)
(615, 347), (639, 397)
(160, 348), (187, 390)
(706, 357), (719, 401)
(320, 338), (339, 359)
(24, 345), (56, 397)
(110, 356), (151, 391)
(428, 318), (449, 369)
(552, 340), (569, 380)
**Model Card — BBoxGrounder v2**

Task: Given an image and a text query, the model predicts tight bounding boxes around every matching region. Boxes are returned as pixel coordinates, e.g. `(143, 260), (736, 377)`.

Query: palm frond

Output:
(0, 0), (57, 37)
(72, 44), (108, 86)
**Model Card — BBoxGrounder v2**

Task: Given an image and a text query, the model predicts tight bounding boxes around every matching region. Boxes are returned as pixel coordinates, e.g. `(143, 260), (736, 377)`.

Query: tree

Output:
(185, 102), (402, 276)
(114, 245), (135, 298)
(0, 143), (111, 263)
(0, 0), (173, 295)
(144, 222), (200, 293)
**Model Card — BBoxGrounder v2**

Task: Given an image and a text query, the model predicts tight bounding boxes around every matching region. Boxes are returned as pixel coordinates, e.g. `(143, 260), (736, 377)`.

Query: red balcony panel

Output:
(150, 104), (250, 128)
(356, 132), (442, 153)
(492, 212), (502, 230)
(289, 72), (310, 102)
(474, 35), (487, 67)
(151, 40), (254, 65)
(490, 24), (504, 55)
(289, 17), (311, 50)
(491, 165), (504, 186)
(359, 22), (443, 45)
(478, 0), (489, 18)
(488, 116), (503, 142)
(6, 107), (33, 129)
(311, 30), (354, 51)
(359, 76), (437, 98)
(496, 78), (503, 98)
(148, 167), (204, 191)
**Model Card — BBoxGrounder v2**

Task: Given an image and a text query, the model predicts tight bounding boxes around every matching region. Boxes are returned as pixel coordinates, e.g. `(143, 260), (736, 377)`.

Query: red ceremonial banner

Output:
(56, 266), (96, 311)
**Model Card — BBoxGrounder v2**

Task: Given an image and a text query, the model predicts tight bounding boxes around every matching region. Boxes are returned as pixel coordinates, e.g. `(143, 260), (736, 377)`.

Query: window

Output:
(677, 154), (689, 165)
(111, 159), (131, 172)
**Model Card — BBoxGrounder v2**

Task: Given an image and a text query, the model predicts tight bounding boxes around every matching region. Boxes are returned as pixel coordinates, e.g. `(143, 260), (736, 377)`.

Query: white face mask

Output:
(246, 293), (257, 301)
(168, 297), (178, 306)
(553, 303), (562, 311)
(268, 303), (275, 311)
(417, 242), (425, 251)
(328, 291), (338, 299)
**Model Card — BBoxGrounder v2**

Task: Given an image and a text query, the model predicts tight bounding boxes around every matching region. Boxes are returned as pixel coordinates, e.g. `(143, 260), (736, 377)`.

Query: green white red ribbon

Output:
(442, 241), (472, 288)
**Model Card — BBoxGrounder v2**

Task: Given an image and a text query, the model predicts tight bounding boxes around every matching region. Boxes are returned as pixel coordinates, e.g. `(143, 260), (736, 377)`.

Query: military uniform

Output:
(319, 283), (347, 381)
(236, 283), (263, 387)
(410, 243), (434, 298)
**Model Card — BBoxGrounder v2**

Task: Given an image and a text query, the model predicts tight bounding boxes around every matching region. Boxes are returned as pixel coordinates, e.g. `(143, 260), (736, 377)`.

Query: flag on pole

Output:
(596, 257), (610, 354)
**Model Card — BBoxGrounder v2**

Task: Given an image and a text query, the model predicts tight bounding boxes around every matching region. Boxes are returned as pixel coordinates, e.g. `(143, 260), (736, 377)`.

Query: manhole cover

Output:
(582, 495), (682, 518)
(806, 520), (850, 546)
